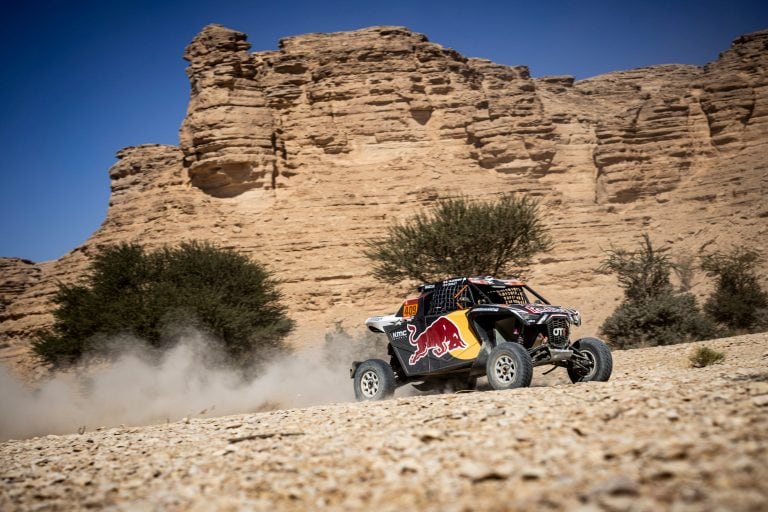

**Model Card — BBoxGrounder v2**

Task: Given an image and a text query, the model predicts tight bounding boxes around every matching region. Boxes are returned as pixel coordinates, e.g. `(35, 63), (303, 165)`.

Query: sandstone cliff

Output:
(1, 25), (767, 375)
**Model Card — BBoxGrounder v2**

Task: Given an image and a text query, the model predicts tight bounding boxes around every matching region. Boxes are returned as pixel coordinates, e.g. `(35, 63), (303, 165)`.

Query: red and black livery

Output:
(352, 276), (612, 401)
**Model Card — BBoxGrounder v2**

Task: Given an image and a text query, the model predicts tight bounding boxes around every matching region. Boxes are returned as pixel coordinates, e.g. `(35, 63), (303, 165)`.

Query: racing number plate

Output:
(403, 299), (418, 318)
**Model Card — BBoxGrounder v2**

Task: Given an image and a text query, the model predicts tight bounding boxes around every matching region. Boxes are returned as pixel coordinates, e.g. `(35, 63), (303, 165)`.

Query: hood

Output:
(470, 303), (581, 326)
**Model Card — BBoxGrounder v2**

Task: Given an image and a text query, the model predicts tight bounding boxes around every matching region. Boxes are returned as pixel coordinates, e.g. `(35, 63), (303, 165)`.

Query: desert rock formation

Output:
(2, 334), (767, 510)
(1, 25), (767, 375)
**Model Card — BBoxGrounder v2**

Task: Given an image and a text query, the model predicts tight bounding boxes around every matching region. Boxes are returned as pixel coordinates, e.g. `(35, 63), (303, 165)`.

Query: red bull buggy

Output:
(351, 276), (612, 401)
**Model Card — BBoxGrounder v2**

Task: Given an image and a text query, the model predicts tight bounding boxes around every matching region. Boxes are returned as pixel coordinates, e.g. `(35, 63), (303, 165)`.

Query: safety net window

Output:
(485, 286), (528, 305)
(426, 281), (474, 315)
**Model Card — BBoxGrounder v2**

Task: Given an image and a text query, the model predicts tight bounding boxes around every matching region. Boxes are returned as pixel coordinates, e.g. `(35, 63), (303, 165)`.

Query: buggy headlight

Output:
(570, 311), (582, 326)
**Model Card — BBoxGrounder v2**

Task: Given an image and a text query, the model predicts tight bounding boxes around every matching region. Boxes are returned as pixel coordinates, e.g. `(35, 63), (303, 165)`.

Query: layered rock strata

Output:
(1, 25), (767, 375)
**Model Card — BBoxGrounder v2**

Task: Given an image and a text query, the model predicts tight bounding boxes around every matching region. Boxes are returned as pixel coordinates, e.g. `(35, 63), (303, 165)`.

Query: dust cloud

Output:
(0, 330), (369, 441)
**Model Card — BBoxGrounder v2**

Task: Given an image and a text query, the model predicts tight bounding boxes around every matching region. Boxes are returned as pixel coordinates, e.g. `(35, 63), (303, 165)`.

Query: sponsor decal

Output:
(552, 327), (567, 337)
(471, 307), (499, 313)
(407, 317), (468, 365)
(524, 305), (566, 314)
(391, 329), (408, 339)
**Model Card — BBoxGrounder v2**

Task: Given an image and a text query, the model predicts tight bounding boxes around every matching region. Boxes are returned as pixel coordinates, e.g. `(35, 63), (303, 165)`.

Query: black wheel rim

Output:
(575, 349), (596, 380)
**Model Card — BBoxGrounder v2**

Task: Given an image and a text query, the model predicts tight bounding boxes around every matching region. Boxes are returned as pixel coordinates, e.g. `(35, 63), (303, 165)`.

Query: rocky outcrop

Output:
(2, 334), (767, 510)
(0, 258), (40, 314)
(179, 26), (560, 192)
(181, 27), (277, 197)
(1, 25), (767, 376)
(0, 258), (48, 375)
(585, 65), (710, 203)
(701, 31), (768, 151)
(0, 259), (41, 317)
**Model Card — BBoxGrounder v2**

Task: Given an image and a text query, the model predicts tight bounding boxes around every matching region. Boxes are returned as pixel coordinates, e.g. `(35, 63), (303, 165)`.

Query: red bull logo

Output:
(407, 317), (468, 365)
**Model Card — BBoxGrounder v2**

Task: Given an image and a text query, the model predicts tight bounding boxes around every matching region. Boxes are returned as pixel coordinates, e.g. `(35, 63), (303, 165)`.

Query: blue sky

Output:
(1, 0), (766, 262)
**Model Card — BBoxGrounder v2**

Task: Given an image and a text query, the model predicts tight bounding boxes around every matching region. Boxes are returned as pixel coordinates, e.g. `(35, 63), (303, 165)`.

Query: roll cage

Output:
(397, 277), (551, 319)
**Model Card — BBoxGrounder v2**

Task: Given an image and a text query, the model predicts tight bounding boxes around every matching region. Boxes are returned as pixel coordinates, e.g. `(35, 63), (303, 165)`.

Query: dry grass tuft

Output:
(690, 346), (725, 368)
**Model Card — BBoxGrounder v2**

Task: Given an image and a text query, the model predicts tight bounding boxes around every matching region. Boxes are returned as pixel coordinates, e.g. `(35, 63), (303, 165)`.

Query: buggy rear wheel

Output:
(353, 359), (396, 401)
(567, 337), (613, 383)
(486, 342), (533, 390)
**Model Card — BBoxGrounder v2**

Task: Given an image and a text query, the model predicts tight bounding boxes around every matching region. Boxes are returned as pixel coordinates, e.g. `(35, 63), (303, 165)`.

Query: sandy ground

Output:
(2, 333), (767, 511)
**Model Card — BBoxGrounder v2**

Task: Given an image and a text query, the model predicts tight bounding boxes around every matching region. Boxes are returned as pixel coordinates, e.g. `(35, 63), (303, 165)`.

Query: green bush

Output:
(601, 292), (716, 348)
(599, 234), (716, 348)
(33, 241), (294, 367)
(689, 346), (725, 368)
(364, 195), (551, 284)
(599, 234), (675, 302)
(700, 247), (768, 332)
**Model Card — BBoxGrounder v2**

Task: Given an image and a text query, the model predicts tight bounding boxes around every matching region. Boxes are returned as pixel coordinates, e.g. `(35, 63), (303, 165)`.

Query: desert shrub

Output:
(700, 247), (768, 332)
(601, 292), (716, 348)
(364, 195), (551, 284)
(600, 234), (675, 302)
(689, 346), (725, 368)
(33, 241), (294, 367)
(599, 234), (716, 348)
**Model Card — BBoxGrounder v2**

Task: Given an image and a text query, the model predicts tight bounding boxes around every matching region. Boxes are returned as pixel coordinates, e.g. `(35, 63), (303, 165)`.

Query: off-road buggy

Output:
(351, 276), (612, 400)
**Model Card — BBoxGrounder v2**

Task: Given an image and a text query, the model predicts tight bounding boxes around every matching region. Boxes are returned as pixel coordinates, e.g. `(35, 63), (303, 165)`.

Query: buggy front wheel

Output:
(353, 359), (396, 401)
(567, 337), (613, 383)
